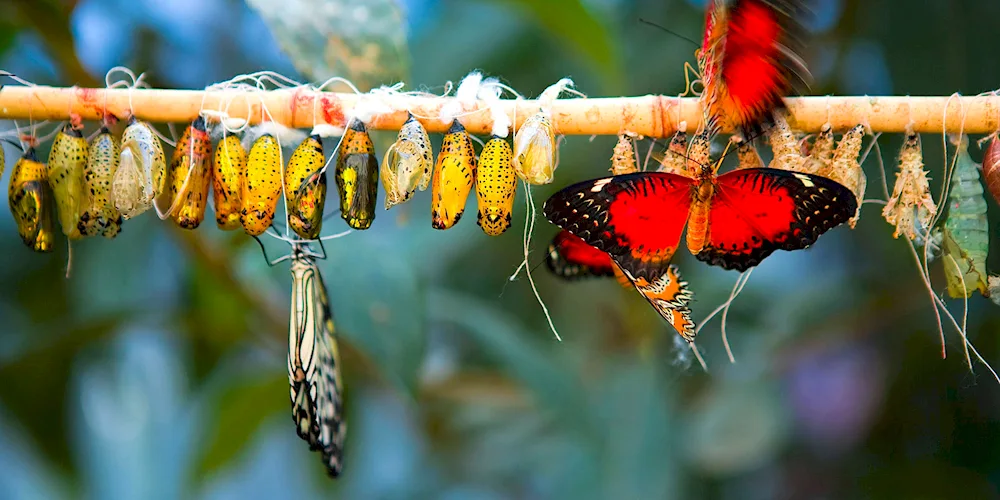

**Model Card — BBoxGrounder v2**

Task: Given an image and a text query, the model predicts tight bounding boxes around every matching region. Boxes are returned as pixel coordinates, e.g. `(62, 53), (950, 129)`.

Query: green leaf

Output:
(427, 288), (590, 429)
(318, 232), (428, 396)
(486, 0), (622, 90)
(245, 0), (410, 89)
(196, 372), (287, 478)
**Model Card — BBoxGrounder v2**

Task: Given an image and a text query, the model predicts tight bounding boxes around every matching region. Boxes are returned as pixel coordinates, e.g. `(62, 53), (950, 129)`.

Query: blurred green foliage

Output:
(1, 0), (1000, 498)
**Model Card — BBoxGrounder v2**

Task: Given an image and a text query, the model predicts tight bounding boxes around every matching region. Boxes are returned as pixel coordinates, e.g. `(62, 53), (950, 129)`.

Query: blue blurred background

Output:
(2, 0), (1000, 498)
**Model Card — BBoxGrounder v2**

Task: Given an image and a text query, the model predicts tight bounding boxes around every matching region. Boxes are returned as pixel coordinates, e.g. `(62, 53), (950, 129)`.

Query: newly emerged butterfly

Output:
(431, 119), (478, 229)
(48, 125), (88, 240)
(8, 148), (56, 253)
(286, 135), (327, 240)
(241, 133), (282, 236)
(544, 165), (856, 278)
(166, 117), (213, 229)
(287, 244), (346, 477)
(335, 119), (379, 230)
(213, 134), (247, 230)
(941, 136), (989, 298)
(79, 127), (122, 238)
(476, 136), (517, 236)
(698, 0), (810, 136)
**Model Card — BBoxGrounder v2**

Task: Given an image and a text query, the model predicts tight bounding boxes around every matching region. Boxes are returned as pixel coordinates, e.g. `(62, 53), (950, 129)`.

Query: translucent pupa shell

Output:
(512, 111), (557, 185)
(817, 124), (865, 227)
(882, 131), (937, 240)
(658, 128), (689, 175)
(8, 148), (56, 252)
(241, 133), (282, 236)
(47, 125), (87, 240)
(335, 119), (379, 230)
(475, 136), (517, 236)
(79, 127), (122, 238)
(686, 130), (711, 174)
(942, 137), (989, 298)
(213, 134), (247, 230)
(381, 139), (421, 209)
(381, 113), (433, 210)
(766, 115), (804, 172)
(431, 119), (477, 230)
(801, 124), (834, 174)
(983, 134), (1000, 206)
(733, 136), (763, 170)
(286, 135), (327, 239)
(610, 134), (638, 175)
(166, 117), (213, 229)
(114, 118), (167, 219)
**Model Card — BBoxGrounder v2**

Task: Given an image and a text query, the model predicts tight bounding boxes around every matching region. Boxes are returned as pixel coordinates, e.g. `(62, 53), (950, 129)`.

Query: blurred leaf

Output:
(319, 231), (428, 396)
(487, 0), (621, 89)
(196, 373), (287, 478)
(427, 288), (591, 430)
(245, 0), (410, 89)
(0, 317), (122, 476)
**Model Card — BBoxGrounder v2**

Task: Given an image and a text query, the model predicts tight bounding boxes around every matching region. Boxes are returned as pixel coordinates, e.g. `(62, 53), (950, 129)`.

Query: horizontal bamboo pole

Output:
(0, 85), (997, 136)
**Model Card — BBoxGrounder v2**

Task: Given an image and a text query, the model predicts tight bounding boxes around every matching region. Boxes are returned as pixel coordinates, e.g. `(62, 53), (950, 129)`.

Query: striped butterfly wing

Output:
(289, 257), (346, 477)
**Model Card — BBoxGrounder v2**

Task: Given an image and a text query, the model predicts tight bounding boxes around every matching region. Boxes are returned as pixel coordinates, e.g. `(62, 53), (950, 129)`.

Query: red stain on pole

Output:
(320, 95), (344, 126)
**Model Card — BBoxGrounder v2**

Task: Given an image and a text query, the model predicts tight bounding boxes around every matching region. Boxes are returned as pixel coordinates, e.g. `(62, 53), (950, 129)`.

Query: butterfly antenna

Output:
(638, 18), (700, 48)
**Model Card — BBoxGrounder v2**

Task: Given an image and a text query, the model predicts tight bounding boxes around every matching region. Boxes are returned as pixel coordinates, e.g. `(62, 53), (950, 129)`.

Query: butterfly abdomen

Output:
(685, 182), (714, 255)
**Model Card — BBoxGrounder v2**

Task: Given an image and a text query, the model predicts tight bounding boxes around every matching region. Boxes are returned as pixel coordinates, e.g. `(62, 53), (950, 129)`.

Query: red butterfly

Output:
(543, 165), (856, 281)
(699, 0), (810, 136)
(545, 230), (696, 341)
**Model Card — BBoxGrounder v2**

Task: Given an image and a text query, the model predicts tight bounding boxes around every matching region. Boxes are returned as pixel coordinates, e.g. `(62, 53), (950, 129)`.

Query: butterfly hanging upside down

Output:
(287, 243), (346, 477)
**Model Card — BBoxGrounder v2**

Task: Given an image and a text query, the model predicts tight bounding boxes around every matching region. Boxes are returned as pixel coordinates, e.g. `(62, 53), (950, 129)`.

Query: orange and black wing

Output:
(697, 168), (855, 271)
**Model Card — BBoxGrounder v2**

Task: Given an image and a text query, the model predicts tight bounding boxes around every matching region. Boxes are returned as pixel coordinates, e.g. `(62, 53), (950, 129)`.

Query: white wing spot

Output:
(590, 178), (613, 192)
(792, 173), (815, 188)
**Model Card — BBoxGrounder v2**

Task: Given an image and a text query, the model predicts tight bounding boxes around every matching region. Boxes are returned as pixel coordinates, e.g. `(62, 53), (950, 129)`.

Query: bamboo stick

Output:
(0, 85), (997, 136)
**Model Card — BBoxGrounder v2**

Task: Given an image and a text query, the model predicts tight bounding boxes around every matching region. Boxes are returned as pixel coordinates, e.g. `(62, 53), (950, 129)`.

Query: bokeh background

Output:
(2, 0), (1000, 498)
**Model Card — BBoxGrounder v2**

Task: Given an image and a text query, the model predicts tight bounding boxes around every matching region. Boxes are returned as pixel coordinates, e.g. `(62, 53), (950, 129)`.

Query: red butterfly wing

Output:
(621, 264), (696, 342)
(696, 168), (856, 271)
(704, 0), (809, 135)
(545, 230), (616, 279)
(543, 172), (695, 281)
